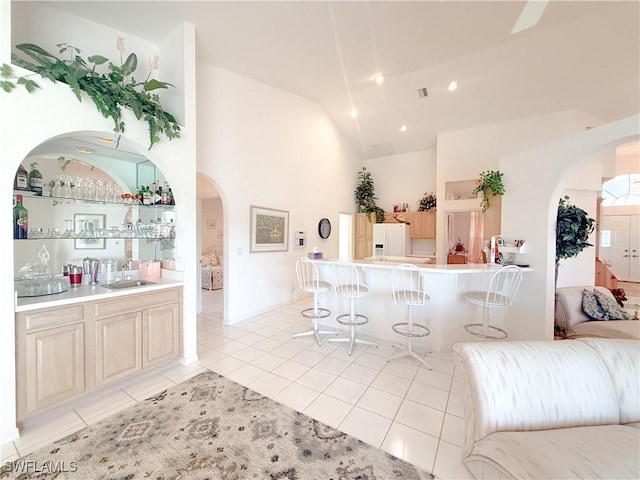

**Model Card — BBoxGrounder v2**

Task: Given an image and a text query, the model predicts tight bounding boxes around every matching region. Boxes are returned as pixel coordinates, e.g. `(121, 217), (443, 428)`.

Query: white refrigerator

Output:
(372, 223), (411, 258)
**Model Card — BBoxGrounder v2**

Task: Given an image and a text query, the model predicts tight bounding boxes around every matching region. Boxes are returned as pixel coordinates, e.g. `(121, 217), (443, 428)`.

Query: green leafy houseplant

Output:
(1, 38), (181, 149)
(354, 167), (385, 223)
(554, 195), (596, 337)
(472, 170), (505, 213)
(417, 192), (437, 212)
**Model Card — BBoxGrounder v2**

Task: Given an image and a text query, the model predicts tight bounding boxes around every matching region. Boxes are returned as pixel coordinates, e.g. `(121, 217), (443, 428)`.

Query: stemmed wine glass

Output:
(61, 219), (76, 238)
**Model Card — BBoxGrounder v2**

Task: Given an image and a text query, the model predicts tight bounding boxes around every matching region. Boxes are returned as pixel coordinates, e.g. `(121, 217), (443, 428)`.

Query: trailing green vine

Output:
(1, 38), (181, 149)
(472, 170), (505, 213)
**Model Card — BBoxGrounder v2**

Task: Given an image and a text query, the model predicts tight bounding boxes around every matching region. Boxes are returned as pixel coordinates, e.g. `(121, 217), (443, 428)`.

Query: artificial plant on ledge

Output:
(1, 38), (181, 149)
(472, 170), (505, 213)
(354, 167), (385, 223)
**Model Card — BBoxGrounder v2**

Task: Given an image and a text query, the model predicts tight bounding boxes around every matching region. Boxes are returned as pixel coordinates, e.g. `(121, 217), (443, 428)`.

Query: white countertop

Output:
(315, 258), (530, 274)
(15, 277), (184, 312)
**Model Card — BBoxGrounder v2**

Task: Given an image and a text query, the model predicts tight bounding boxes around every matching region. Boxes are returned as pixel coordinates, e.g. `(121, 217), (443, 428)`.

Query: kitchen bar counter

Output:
(312, 259), (531, 351)
(15, 277), (184, 312)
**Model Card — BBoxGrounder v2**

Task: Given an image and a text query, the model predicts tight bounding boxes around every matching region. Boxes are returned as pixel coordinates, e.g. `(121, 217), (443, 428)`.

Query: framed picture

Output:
(250, 206), (289, 252)
(206, 218), (217, 229)
(74, 213), (106, 249)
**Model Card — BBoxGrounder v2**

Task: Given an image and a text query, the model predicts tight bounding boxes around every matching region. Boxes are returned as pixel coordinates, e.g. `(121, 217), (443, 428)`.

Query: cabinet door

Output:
(24, 323), (85, 415)
(143, 302), (180, 368)
(408, 212), (422, 238)
(421, 211), (436, 238)
(354, 213), (374, 259)
(95, 312), (142, 386)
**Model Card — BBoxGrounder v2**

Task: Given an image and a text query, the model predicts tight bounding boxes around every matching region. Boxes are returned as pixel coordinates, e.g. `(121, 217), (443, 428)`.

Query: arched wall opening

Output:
(196, 173), (226, 321)
(2, 81), (197, 444)
(500, 114), (640, 342)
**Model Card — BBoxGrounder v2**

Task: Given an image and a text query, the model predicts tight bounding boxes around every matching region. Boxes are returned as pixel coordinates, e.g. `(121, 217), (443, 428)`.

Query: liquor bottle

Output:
(154, 185), (162, 205)
(14, 164), (29, 191)
(28, 162), (43, 196)
(142, 186), (152, 206)
(168, 187), (175, 205)
(13, 194), (28, 239)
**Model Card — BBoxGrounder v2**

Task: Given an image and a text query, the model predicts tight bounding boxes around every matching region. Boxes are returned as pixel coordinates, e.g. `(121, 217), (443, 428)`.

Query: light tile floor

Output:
(2, 292), (473, 480)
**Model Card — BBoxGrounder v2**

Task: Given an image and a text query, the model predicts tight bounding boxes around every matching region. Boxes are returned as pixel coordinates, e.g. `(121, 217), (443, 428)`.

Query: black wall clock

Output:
(318, 218), (331, 239)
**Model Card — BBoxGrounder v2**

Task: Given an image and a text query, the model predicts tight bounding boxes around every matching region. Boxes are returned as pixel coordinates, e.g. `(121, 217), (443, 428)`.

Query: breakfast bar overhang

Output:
(311, 259), (531, 352)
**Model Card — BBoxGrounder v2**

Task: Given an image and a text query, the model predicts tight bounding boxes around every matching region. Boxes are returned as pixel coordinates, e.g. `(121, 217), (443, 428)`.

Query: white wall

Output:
(436, 110), (597, 263)
(362, 149), (436, 213)
(196, 64), (362, 323)
(201, 197), (223, 253)
(501, 115), (639, 342)
(1, 10), (197, 445)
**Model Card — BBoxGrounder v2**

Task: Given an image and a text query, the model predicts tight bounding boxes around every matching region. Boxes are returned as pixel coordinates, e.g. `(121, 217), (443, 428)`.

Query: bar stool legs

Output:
(388, 304), (432, 369)
(328, 297), (376, 355)
(293, 291), (335, 346)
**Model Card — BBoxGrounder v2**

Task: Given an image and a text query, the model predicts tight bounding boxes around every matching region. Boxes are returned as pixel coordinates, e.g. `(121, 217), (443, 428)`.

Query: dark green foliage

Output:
(354, 167), (385, 223)
(2, 42), (180, 149)
(556, 195), (595, 261)
(472, 170), (505, 213)
(418, 192), (436, 212)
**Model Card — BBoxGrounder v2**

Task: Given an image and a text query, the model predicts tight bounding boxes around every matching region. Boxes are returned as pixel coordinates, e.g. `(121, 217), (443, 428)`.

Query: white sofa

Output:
(555, 286), (639, 339)
(453, 338), (640, 479)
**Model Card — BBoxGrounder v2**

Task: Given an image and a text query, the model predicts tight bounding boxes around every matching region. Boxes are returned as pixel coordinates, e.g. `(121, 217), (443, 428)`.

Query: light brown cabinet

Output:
(16, 286), (182, 420)
(143, 302), (180, 368)
(408, 211), (436, 239)
(95, 312), (143, 386)
(354, 212), (374, 259)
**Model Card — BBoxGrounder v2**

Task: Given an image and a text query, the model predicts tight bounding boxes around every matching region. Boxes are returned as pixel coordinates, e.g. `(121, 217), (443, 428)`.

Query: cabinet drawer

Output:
(94, 288), (181, 318)
(20, 304), (85, 331)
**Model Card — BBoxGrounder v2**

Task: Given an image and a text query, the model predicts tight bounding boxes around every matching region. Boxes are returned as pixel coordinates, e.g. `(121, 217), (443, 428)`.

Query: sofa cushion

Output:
(577, 338), (640, 424)
(453, 341), (620, 458)
(555, 286), (614, 330)
(593, 288), (636, 320)
(570, 319), (640, 340)
(465, 425), (640, 480)
(582, 289), (607, 320)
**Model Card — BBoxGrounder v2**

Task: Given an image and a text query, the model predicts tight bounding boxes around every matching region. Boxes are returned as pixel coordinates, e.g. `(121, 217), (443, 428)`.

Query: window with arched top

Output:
(601, 173), (640, 206)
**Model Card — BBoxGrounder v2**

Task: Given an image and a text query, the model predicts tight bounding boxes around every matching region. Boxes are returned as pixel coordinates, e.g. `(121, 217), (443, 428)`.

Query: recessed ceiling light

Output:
(374, 74), (384, 85)
(97, 136), (114, 143)
(350, 108), (359, 118)
(75, 146), (94, 154)
(400, 125), (408, 132)
(448, 81), (458, 92)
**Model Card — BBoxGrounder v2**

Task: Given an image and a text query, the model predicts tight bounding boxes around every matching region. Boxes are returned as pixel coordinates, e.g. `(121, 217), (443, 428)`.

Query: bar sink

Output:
(101, 280), (156, 290)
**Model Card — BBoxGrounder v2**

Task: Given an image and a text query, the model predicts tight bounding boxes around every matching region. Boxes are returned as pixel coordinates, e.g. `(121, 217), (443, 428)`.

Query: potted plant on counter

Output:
(472, 170), (505, 213)
(354, 167), (385, 223)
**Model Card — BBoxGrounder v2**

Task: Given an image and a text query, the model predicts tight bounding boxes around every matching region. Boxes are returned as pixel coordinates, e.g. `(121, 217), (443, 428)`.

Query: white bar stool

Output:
(329, 260), (377, 355)
(464, 265), (523, 339)
(388, 263), (432, 369)
(294, 257), (335, 346)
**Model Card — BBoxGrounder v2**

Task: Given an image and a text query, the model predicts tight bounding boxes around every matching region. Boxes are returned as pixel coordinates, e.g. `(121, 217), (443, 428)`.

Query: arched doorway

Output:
(196, 174), (225, 319)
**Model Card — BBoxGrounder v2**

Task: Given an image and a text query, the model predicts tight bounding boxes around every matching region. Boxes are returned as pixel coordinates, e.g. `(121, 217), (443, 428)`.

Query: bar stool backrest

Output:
(331, 260), (364, 298)
(484, 265), (523, 307)
(391, 263), (428, 306)
(296, 257), (324, 292)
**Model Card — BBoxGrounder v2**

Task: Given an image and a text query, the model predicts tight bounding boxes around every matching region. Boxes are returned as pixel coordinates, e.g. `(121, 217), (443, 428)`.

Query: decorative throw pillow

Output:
(593, 289), (636, 320)
(582, 289), (607, 320)
(201, 253), (218, 266)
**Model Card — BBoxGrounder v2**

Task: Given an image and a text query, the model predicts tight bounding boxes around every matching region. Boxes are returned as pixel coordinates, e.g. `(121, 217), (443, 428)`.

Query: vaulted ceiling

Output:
(17, 1), (640, 159)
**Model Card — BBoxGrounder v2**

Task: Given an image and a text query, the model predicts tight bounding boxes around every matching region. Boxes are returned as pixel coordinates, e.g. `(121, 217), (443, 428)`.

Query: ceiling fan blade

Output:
(511, 0), (549, 34)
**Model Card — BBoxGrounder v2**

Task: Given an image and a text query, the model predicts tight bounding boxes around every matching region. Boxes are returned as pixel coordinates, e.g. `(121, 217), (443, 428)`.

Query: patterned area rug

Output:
(2, 371), (434, 479)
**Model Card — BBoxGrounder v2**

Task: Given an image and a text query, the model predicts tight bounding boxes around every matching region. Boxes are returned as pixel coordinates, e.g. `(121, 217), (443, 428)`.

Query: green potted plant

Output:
(472, 170), (505, 213)
(354, 167), (385, 223)
(554, 195), (596, 337)
(417, 192), (437, 212)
